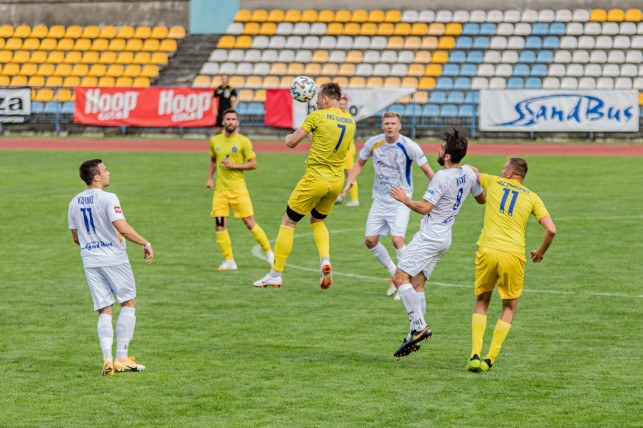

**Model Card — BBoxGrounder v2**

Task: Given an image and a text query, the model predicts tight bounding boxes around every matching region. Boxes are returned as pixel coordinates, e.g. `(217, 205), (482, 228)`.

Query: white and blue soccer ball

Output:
(290, 76), (316, 103)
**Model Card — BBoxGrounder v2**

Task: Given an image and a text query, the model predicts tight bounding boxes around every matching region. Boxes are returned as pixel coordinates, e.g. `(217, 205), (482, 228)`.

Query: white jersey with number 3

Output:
(68, 188), (129, 268)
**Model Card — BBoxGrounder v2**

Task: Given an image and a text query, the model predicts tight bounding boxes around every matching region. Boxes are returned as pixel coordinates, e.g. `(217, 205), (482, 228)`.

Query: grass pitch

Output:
(0, 148), (641, 426)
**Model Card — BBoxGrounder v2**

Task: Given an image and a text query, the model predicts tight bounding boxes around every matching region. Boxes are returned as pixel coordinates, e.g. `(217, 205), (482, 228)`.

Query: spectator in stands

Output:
(213, 74), (239, 134)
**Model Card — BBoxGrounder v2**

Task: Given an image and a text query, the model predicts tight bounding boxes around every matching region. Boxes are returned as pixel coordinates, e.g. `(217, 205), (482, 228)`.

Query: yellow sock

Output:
(215, 229), (233, 260)
(485, 319), (512, 363)
(250, 224), (271, 253)
(273, 225), (294, 272)
(349, 180), (358, 201)
(471, 313), (487, 358)
(310, 222), (329, 260)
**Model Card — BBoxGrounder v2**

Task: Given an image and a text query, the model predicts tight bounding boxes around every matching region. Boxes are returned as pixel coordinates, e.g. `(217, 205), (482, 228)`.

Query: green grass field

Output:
(0, 149), (641, 426)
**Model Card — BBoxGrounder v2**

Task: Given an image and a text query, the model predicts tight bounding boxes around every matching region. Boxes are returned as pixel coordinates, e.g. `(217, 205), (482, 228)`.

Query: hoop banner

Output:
(74, 87), (215, 127)
(480, 90), (639, 132)
(0, 88), (31, 116)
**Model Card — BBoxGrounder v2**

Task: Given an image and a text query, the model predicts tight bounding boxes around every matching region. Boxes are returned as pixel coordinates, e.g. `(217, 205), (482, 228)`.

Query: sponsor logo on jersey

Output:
(114, 206), (122, 213)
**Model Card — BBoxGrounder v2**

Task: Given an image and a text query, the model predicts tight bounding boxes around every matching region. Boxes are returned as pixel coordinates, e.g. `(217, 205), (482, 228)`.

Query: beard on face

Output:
(225, 123), (236, 133)
(437, 155), (445, 166)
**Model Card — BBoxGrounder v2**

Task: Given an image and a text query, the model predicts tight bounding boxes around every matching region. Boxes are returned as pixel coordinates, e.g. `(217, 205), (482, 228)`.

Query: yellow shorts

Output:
(287, 174), (343, 217)
(474, 247), (526, 299)
(211, 189), (254, 219)
(344, 142), (356, 170)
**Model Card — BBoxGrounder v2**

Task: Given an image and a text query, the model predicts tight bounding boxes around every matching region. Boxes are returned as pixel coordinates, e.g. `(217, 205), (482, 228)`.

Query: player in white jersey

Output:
(68, 159), (152, 375)
(389, 130), (486, 358)
(342, 112), (434, 297)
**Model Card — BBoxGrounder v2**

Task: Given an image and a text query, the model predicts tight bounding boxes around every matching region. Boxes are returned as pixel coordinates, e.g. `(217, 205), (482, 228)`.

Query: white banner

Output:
(480, 90), (639, 132)
(0, 88), (31, 116)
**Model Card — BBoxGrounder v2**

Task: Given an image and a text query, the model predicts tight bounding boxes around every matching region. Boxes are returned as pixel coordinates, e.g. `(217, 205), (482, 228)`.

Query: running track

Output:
(0, 137), (641, 156)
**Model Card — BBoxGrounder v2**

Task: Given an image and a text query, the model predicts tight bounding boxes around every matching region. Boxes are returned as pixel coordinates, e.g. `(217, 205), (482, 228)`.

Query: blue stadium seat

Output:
(435, 77), (453, 90)
(465, 51), (483, 64)
(61, 102), (75, 114)
(542, 36), (559, 50)
(455, 37), (473, 50)
(460, 64), (477, 77)
(43, 101), (60, 114)
(513, 64), (530, 77)
(439, 104), (458, 117)
(237, 102), (248, 115)
(461, 23), (480, 36)
(518, 51), (536, 63)
(536, 51), (554, 63)
(531, 23), (548, 36)
(457, 104), (475, 118)
(506, 77), (524, 89)
(525, 37), (542, 50)
(453, 77), (471, 90)
(429, 91), (447, 104)
(548, 22), (566, 36)
(464, 91), (480, 104)
(449, 51), (466, 63)
(525, 77), (542, 89)
(422, 104), (440, 118)
(530, 64), (548, 77)
(247, 102), (264, 116)
(442, 64), (460, 77)
(479, 23), (496, 36)
(404, 104), (422, 118)
(388, 104), (404, 116)
(446, 91), (465, 104)
(31, 101), (44, 114)
(472, 37), (490, 50)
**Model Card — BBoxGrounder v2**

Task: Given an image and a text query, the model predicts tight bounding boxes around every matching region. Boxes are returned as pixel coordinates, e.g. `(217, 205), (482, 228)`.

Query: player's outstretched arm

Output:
(285, 128), (308, 148)
(530, 215), (556, 263)
(390, 187), (435, 215)
(342, 158), (366, 198)
(420, 162), (435, 180)
(113, 219), (154, 264)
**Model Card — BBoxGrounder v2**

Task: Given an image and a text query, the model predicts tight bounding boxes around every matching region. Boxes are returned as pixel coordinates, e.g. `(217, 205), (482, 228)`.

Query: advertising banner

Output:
(0, 88), (31, 123)
(480, 90), (639, 132)
(74, 87), (215, 127)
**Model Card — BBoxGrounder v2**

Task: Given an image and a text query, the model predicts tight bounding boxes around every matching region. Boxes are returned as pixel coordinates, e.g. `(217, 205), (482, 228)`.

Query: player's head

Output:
(339, 95), (348, 112)
(79, 158), (109, 187)
(316, 83), (342, 109)
(381, 112), (402, 142)
(220, 74), (229, 85)
(437, 129), (468, 166)
(503, 157), (528, 181)
(221, 108), (239, 134)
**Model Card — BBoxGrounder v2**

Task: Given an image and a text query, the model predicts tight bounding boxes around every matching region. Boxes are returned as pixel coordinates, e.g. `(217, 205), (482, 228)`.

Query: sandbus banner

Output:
(74, 87), (215, 127)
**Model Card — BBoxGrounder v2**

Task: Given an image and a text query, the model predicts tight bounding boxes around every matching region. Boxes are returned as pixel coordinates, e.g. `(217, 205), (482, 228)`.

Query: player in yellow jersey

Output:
(466, 158), (556, 372)
(253, 83), (356, 289)
(206, 109), (273, 270)
(335, 95), (359, 207)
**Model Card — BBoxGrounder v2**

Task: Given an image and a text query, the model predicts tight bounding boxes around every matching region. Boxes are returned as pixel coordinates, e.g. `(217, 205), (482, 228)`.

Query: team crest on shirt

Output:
(114, 206), (122, 213)
(231, 146), (238, 153)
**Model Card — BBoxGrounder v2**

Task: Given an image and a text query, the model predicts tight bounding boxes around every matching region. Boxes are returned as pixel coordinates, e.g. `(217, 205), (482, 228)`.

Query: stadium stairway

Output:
(156, 34), (219, 86)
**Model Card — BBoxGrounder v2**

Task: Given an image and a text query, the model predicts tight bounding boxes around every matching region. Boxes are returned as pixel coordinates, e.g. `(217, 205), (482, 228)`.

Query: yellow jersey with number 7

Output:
(300, 107), (356, 182)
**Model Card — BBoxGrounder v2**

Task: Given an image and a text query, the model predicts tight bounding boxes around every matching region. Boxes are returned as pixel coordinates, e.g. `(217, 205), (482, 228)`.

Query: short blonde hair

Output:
(382, 111), (401, 121)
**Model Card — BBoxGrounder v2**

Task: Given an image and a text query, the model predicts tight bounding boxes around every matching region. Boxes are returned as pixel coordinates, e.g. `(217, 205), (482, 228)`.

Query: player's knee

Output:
(286, 206), (305, 223)
(215, 217), (227, 228)
(364, 236), (378, 248)
(310, 208), (327, 220)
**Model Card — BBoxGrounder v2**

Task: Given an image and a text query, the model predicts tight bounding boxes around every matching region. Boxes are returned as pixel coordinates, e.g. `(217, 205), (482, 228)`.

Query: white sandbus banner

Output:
(0, 88), (31, 122)
(480, 90), (639, 132)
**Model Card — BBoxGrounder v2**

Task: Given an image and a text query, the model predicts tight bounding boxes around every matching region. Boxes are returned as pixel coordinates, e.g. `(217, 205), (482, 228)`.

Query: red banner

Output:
(74, 87), (215, 127)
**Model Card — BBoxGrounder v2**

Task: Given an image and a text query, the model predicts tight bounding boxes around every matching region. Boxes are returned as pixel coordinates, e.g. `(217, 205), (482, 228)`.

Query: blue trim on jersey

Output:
(395, 142), (413, 186)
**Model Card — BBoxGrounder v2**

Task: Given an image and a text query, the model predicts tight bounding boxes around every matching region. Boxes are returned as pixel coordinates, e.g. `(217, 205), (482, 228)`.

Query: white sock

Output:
(269, 268), (282, 277)
(398, 283), (427, 332)
(395, 245), (407, 262)
(369, 243), (397, 277)
(417, 291), (426, 317)
(115, 307), (136, 360)
(97, 314), (113, 361)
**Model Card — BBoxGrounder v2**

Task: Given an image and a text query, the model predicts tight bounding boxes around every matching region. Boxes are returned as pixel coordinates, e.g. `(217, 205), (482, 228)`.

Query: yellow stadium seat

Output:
(39, 38), (57, 51)
(0, 25), (14, 38)
(5, 38), (22, 50)
(192, 75), (211, 88)
(404, 37), (422, 50)
(0, 50), (12, 64)
(303, 63), (321, 75)
(217, 36), (235, 49)
(229, 76), (245, 87)
(418, 77), (435, 90)
(97, 76), (115, 87)
(251, 9), (268, 22)
(123, 65), (141, 78)
(312, 51), (329, 63)
(72, 38), (91, 51)
(106, 64), (124, 77)
(88, 64), (106, 77)
(346, 51), (363, 63)
(366, 77), (383, 88)
(421, 37), (439, 50)
(64, 25), (82, 38)
(47, 25), (65, 38)
(368, 10), (385, 23)
(125, 39), (143, 52)
(327, 23), (344, 36)
(607, 9), (625, 21)
(428, 23), (445, 36)
(253, 89), (266, 102)
(320, 63), (338, 76)
(56, 39), (74, 51)
(29, 51), (47, 64)
(79, 51), (98, 64)
(269, 62), (287, 75)
(117, 26), (135, 39)
(56, 88), (74, 102)
(132, 77), (150, 87)
(402, 77), (419, 89)
(28, 75), (45, 87)
(140, 64), (158, 78)
(394, 23), (411, 36)
(351, 10), (368, 23)
(150, 52), (168, 65)
(30, 25), (48, 38)
(431, 51), (449, 63)
(115, 77), (133, 87)
(234, 9), (252, 22)
(107, 38), (126, 51)
(331, 77), (348, 87)
(91, 39), (109, 51)
(625, 9), (642, 21)
(408, 64), (425, 77)
(424, 64), (442, 76)
(263, 76), (280, 87)
(134, 26), (152, 39)
(335, 10), (351, 23)
(259, 22), (277, 35)
(62, 76), (80, 87)
(411, 23), (429, 36)
(150, 26), (169, 39)
(284, 10), (302, 23)
(20, 63), (38, 76)
(397, 94), (411, 103)
(315, 77), (331, 87)
(385, 10), (402, 23)
(639, 92), (643, 105)
(387, 37), (404, 49)
(168, 26), (186, 39)
(158, 38), (177, 52)
(115, 51), (133, 65)
(242, 22), (260, 35)
(12, 50), (30, 64)
(0, 39), (4, 50)
(0, 75), (9, 85)
(98, 25), (117, 39)
(81, 25), (99, 39)
(445, 23), (462, 36)
(22, 38), (40, 51)
(142, 39), (160, 52)
(360, 23), (377, 36)
(590, 9), (607, 22)
(71, 64), (89, 77)
(286, 63), (305, 75)
(36, 63), (54, 77)
(233, 36), (251, 49)
(132, 52), (151, 65)
(348, 77), (366, 88)
(301, 10), (318, 23)
(53, 63), (72, 77)
(10, 75), (27, 86)
(338, 63), (356, 76)
(44, 76), (63, 87)
(79, 76), (98, 87)
(245, 75), (263, 88)
(46, 51), (64, 64)
(14, 25), (31, 38)
(276, 76), (290, 88)
(238, 89), (254, 102)
(438, 36), (455, 50)
(267, 9), (285, 22)
(318, 10), (335, 23)
(98, 51), (116, 65)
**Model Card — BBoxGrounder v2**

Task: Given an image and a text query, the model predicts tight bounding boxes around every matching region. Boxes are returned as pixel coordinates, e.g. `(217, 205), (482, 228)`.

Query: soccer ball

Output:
(290, 76), (316, 103)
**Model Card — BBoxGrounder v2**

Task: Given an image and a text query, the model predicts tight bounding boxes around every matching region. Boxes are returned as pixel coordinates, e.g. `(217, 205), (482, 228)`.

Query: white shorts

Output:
(365, 199), (411, 238)
(84, 263), (136, 311)
(396, 230), (451, 279)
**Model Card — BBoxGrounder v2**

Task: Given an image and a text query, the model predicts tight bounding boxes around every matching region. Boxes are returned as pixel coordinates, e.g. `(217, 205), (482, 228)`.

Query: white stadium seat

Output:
(355, 64), (373, 76)
(602, 64), (619, 77)
(554, 50), (572, 63)
(542, 77), (560, 89)
(571, 50), (589, 63)
(285, 36), (303, 49)
(596, 77), (614, 89)
(584, 23), (601, 35)
(200, 62), (219, 75)
(337, 36), (353, 50)
(632, 36), (643, 49)
(619, 22), (636, 35)
(620, 64), (637, 77)
(490, 36), (508, 49)
(501, 50), (519, 63)
(452, 10), (470, 23)
(236, 62), (252, 75)
(584, 64), (602, 76)
(521, 9), (538, 23)
(495, 64), (512, 77)
(589, 51), (607, 64)
(483, 51), (501, 63)
(209, 49), (227, 62)
(471, 77), (489, 89)
(309, 23), (326, 35)
(276, 22), (293, 35)
(294, 50), (312, 63)
(572, 9), (590, 22)
(391, 64), (408, 76)
(253, 63), (269, 75)
(251, 36), (269, 49)
(380, 51), (398, 63)
(555, 9), (573, 22)
(577, 36), (595, 49)
(353, 36), (370, 50)
(626, 50), (643, 63)
(497, 23), (514, 36)
(614, 78), (632, 89)
(507, 36), (525, 49)
(613, 36), (631, 49)
(478, 64), (495, 76)
(549, 64), (566, 77)
(328, 51), (346, 63)
(370, 37), (387, 50)
(470, 10), (487, 23)
(514, 23), (531, 35)
(566, 64), (583, 77)
(489, 77), (506, 89)
(638, 22), (643, 35)
(260, 49), (278, 62)
(363, 51), (380, 63)
(436, 10), (453, 23)
(227, 49), (244, 62)
(538, 9), (555, 22)
(373, 64), (390, 76)
(560, 77), (578, 89)
(578, 77), (596, 89)
(559, 36), (578, 49)
(302, 36), (319, 49)
(601, 22), (619, 36)
(244, 49), (261, 62)
(503, 10), (521, 23)
(226, 22), (243, 35)
(607, 50), (625, 63)
(293, 23), (310, 36)
(398, 51), (415, 63)
(278, 50), (295, 62)
(595, 36), (613, 49)
(319, 36), (336, 49)
(566, 22), (583, 35)
(418, 10), (435, 22)
(633, 77), (643, 89)
(219, 62), (235, 75)
(268, 36), (286, 49)
(401, 10), (420, 22)
(487, 10), (504, 23)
